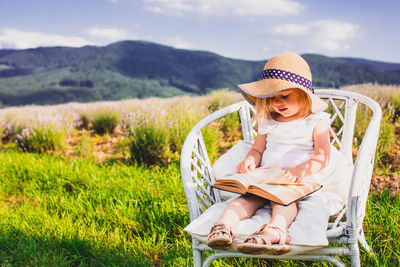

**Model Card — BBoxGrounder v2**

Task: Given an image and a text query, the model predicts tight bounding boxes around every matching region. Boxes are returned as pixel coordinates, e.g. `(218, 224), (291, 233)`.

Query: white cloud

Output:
(163, 35), (192, 49)
(143, 0), (304, 16)
(273, 24), (308, 36)
(0, 28), (93, 49)
(273, 20), (360, 52)
(145, 6), (164, 13)
(86, 27), (135, 42)
(262, 46), (271, 52)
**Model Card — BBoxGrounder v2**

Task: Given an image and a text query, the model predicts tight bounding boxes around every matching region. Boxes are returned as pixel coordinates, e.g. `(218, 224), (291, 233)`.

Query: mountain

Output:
(0, 40), (399, 107)
(338, 57), (400, 73)
(303, 54), (400, 88)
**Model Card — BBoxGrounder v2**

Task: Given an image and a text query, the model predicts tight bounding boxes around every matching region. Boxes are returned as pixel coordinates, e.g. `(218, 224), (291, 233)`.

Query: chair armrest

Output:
(180, 101), (250, 221)
(346, 94), (382, 230)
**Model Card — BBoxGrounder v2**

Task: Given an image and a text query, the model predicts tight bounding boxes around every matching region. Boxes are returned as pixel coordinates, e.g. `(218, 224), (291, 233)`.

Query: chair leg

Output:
(349, 242), (361, 267)
(193, 249), (204, 267)
(192, 240), (204, 267)
(358, 229), (379, 266)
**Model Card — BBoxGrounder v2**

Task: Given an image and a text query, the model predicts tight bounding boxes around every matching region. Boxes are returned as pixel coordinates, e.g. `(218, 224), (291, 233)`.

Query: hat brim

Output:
(238, 78), (327, 113)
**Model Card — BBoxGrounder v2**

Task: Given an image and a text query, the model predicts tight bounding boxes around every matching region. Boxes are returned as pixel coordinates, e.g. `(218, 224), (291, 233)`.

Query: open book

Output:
(213, 165), (322, 205)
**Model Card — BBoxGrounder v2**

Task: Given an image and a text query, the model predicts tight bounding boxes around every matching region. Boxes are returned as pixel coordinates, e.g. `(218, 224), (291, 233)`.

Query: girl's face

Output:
(269, 89), (302, 120)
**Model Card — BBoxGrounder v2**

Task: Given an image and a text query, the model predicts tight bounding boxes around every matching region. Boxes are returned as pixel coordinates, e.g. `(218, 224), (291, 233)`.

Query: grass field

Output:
(0, 151), (399, 266)
(0, 85), (399, 266)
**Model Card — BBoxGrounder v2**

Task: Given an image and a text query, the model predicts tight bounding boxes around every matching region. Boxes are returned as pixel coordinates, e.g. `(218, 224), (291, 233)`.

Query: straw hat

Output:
(238, 52), (327, 113)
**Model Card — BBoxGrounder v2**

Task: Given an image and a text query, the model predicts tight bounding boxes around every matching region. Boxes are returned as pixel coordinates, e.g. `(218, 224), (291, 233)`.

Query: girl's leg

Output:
(210, 195), (267, 238)
(218, 195), (267, 229)
(247, 202), (297, 244)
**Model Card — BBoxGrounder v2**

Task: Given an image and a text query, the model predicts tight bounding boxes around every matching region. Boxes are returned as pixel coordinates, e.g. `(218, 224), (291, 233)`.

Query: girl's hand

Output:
(283, 169), (303, 183)
(236, 158), (256, 174)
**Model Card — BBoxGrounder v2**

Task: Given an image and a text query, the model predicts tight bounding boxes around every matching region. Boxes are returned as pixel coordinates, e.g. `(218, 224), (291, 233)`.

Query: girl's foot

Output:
(207, 223), (233, 250)
(237, 224), (290, 255)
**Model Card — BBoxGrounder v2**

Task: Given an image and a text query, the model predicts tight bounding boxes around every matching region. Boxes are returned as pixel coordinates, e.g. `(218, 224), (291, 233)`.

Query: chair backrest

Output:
(180, 89), (382, 231)
(317, 90), (381, 232)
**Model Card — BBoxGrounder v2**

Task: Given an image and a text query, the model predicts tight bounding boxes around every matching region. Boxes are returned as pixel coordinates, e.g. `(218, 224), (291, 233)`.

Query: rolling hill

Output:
(0, 40), (399, 107)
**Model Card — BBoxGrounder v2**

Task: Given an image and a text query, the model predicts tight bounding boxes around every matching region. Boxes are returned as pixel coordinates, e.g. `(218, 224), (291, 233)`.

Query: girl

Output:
(207, 52), (332, 255)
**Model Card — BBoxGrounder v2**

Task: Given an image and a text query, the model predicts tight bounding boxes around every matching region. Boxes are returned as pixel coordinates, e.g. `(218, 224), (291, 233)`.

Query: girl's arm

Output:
(236, 134), (267, 174)
(285, 119), (330, 183)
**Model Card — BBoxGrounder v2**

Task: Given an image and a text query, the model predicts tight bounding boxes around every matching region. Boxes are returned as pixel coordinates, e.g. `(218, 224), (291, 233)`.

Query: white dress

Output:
(259, 112), (329, 170)
(184, 112), (353, 251)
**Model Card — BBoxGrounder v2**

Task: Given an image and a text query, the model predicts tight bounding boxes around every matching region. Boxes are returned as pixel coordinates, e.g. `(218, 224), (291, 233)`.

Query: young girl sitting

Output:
(207, 52), (334, 255)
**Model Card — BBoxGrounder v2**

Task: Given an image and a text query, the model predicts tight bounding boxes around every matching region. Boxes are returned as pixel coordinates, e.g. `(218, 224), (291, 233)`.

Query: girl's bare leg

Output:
(247, 202), (297, 244)
(210, 195), (266, 238)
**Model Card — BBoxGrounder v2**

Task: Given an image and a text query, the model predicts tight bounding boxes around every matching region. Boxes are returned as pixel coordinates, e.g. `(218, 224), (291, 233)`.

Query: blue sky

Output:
(0, 0), (399, 63)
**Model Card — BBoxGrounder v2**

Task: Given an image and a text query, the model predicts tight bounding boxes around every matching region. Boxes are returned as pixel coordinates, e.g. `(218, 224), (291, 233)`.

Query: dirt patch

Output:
(369, 122), (400, 198)
(371, 173), (399, 199)
(63, 129), (131, 164)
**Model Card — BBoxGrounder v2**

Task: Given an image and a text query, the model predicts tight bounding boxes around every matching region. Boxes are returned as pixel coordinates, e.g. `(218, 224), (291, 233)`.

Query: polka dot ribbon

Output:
(261, 69), (314, 93)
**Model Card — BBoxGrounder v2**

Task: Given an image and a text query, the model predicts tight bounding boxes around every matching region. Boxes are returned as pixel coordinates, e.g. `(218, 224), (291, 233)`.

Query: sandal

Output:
(207, 223), (233, 250)
(237, 224), (290, 255)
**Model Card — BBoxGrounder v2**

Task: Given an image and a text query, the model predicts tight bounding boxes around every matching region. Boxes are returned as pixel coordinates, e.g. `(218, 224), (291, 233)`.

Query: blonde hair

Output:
(255, 88), (311, 125)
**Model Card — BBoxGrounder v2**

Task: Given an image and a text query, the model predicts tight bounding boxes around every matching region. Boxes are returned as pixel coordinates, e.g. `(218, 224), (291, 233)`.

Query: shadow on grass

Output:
(0, 228), (151, 266)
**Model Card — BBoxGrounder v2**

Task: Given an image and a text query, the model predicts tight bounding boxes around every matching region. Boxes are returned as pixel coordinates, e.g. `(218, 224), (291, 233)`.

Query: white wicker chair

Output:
(180, 89), (382, 267)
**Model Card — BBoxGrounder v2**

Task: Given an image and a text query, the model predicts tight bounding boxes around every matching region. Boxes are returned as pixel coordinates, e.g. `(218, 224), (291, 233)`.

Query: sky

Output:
(0, 0), (399, 63)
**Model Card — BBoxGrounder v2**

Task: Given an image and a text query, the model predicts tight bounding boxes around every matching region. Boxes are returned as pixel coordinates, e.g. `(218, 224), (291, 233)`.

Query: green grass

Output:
(0, 150), (398, 266)
(15, 125), (66, 153)
(91, 109), (120, 135)
(363, 191), (400, 266)
(0, 150), (192, 266)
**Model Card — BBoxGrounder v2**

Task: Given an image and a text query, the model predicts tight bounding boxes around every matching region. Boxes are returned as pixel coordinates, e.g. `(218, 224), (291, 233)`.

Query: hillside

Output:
(0, 40), (400, 107)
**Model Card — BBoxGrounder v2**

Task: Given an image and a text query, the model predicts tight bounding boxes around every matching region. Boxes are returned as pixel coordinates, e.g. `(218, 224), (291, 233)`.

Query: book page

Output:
(214, 174), (255, 188)
(216, 165), (297, 185)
